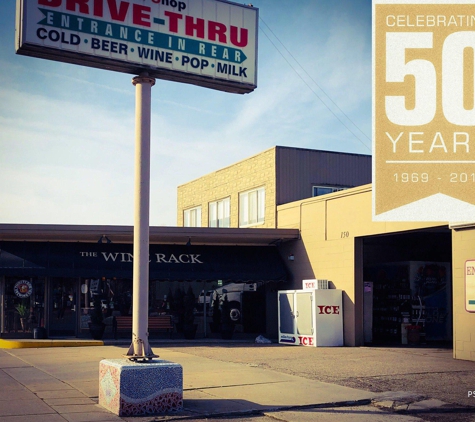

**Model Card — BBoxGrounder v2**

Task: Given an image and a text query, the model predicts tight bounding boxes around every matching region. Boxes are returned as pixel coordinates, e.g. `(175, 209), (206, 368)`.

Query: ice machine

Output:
(278, 288), (343, 347)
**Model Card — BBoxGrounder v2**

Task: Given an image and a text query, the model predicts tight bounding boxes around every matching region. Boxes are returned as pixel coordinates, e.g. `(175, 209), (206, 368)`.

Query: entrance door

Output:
(49, 278), (78, 337)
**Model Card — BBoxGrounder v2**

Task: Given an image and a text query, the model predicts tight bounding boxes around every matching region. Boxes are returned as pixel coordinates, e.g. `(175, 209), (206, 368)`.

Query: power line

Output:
(259, 17), (371, 153)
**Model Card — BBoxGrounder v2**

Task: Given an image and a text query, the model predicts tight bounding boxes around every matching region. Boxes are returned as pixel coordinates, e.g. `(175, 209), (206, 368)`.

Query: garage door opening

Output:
(362, 227), (452, 347)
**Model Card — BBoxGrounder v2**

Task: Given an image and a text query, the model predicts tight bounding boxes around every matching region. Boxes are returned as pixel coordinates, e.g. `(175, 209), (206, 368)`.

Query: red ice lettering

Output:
(298, 336), (314, 346)
(317, 305), (340, 315)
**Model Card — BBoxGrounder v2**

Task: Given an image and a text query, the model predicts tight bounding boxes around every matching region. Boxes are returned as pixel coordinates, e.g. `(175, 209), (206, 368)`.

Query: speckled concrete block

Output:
(99, 359), (183, 416)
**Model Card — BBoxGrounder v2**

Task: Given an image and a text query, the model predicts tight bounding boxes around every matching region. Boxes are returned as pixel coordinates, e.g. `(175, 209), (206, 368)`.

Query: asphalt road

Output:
(160, 342), (475, 422)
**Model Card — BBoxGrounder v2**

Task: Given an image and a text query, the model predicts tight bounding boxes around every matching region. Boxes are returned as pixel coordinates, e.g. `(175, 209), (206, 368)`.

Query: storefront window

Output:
(78, 278), (133, 334)
(49, 277), (77, 337)
(2, 277), (45, 337)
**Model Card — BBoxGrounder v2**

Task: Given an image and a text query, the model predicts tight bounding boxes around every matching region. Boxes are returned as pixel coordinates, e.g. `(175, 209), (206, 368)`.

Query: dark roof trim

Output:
(0, 241), (289, 283)
(0, 224), (299, 246)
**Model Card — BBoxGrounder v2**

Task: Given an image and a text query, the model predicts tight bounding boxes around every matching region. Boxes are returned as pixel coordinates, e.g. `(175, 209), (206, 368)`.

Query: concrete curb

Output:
(0, 336), (256, 349)
(160, 399), (375, 421)
(0, 339), (104, 348)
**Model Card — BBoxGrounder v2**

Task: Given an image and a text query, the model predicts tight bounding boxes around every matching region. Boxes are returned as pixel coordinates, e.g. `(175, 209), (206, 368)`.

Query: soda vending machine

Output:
(278, 282), (343, 347)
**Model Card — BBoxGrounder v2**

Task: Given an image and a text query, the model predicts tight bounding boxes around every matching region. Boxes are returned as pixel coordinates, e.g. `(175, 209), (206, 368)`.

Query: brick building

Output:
(177, 146), (371, 228)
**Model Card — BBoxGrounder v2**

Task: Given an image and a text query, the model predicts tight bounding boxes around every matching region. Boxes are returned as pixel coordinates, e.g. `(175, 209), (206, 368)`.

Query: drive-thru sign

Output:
(15, 0), (258, 364)
(16, 0), (258, 94)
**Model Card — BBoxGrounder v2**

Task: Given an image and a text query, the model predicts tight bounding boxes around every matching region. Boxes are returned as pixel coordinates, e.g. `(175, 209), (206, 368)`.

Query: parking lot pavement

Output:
(1, 340), (475, 421)
(162, 341), (475, 421)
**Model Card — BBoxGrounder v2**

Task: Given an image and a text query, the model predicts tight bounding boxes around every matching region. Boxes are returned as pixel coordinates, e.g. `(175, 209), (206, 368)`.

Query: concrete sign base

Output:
(99, 359), (183, 416)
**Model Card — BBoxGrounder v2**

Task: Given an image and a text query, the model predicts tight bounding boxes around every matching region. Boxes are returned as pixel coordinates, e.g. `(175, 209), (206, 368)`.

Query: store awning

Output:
(0, 241), (289, 283)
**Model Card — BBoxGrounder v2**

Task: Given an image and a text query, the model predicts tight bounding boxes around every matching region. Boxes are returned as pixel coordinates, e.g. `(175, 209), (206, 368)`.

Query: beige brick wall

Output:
(452, 228), (475, 361)
(277, 185), (449, 347)
(177, 148), (277, 228)
(177, 152), (474, 357)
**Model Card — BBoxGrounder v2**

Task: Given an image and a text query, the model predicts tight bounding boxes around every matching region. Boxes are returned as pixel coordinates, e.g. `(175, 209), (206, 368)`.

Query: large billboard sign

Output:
(373, 0), (475, 222)
(16, 0), (258, 94)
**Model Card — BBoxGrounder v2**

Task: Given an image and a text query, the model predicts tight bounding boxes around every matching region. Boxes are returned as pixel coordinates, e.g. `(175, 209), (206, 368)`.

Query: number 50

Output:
(385, 31), (475, 126)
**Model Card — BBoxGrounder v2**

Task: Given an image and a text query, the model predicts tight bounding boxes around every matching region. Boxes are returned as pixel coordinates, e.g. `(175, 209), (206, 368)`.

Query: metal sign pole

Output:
(126, 73), (157, 360)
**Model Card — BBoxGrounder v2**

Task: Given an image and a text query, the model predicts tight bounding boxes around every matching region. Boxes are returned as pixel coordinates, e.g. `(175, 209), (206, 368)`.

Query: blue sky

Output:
(0, 0), (371, 226)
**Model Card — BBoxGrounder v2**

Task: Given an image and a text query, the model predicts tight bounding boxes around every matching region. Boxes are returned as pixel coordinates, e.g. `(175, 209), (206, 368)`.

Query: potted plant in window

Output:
(220, 294), (235, 340)
(182, 286), (198, 340)
(15, 302), (29, 332)
(88, 295), (106, 340)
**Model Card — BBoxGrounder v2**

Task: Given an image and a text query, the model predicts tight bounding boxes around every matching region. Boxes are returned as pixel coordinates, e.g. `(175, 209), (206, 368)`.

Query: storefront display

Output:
(366, 261), (451, 344)
(0, 240), (288, 338)
(2, 277), (45, 336)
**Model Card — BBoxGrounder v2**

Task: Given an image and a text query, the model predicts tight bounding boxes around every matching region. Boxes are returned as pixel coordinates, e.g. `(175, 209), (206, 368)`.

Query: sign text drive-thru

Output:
(16, 0), (258, 94)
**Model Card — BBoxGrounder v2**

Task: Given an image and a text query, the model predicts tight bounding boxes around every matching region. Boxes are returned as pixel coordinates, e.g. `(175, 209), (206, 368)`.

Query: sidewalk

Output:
(0, 339), (474, 421)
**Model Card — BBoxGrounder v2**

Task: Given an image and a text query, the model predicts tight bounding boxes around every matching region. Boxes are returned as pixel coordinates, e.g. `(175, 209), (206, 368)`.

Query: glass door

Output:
(279, 292), (295, 335)
(49, 277), (78, 337)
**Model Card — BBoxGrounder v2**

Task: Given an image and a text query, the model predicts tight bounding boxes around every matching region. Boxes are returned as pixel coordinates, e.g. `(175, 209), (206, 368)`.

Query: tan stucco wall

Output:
(277, 184), (446, 347)
(452, 227), (475, 361)
(177, 148), (277, 228)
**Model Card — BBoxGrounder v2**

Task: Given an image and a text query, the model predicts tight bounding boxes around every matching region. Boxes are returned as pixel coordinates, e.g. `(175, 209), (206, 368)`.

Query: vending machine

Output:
(278, 284), (343, 347)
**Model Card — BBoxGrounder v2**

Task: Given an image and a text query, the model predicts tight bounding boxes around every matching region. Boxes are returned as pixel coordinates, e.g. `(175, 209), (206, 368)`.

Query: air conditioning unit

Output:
(302, 279), (329, 290)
